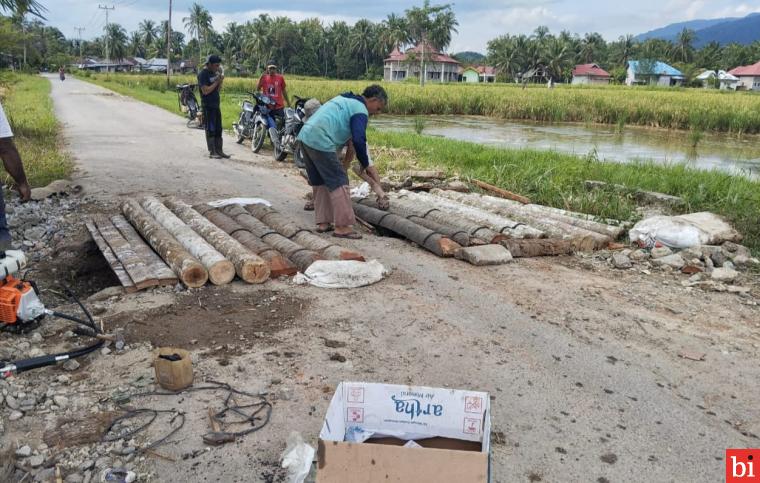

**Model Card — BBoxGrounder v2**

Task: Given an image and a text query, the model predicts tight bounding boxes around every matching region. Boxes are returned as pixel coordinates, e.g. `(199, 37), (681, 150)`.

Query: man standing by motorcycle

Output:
(198, 54), (230, 159)
(256, 61), (290, 150)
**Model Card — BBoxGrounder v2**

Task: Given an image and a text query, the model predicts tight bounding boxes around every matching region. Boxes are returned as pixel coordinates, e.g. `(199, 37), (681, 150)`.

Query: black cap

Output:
(205, 54), (222, 65)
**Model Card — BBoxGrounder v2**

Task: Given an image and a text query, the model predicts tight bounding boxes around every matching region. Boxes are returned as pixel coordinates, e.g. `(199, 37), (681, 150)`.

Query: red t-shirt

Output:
(257, 74), (287, 109)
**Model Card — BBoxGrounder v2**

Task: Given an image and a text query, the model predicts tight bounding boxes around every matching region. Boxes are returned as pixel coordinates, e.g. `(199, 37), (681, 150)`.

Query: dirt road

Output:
(37, 76), (760, 481)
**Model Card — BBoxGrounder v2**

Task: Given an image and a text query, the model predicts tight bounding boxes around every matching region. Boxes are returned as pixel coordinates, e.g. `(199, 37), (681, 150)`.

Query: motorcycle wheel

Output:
(251, 122), (266, 153)
(274, 140), (288, 162)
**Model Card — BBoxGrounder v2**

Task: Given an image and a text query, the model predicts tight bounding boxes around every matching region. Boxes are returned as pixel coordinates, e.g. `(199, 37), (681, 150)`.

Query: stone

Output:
(53, 395), (69, 408)
(727, 286), (751, 295)
(723, 261), (735, 270)
(710, 251), (728, 268)
(63, 359), (80, 371)
(30, 332), (44, 344)
(101, 347), (112, 356)
(80, 460), (95, 472)
(87, 286), (124, 302)
(650, 247), (673, 259)
(681, 265), (703, 275)
(6, 394), (19, 410)
(454, 245), (513, 265)
(15, 445), (32, 457)
(711, 267), (739, 283)
(65, 474), (84, 483)
(612, 253), (633, 269)
(57, 375), (71, 384)
(722, 241), (751, 258)
(35, 468), (56, 482)
(29, 454), (44, 468)
(652, 254), (685, 269)
(681, 247), (703, 261)
(9, 410), (23, 421)
(23, 226), (47, 242)
(733, 255), (751, 268)
(630, 249), (650, 261)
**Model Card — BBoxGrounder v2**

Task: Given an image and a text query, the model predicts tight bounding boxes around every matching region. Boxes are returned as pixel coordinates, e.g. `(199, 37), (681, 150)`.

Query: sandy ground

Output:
(2, 75), (758, 483)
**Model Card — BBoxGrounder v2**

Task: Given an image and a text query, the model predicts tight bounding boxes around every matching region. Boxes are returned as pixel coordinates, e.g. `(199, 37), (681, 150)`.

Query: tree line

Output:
(1, 0), (760, 84)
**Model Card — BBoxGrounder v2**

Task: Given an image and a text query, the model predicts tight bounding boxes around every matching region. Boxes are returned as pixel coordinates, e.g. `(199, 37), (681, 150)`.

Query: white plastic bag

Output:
(350, 182), (371, 199)
(293, 260), (388, 289)
(629, 212), (740, 249)
(281, 432), (315, 483)
(205, 198), (271, 208)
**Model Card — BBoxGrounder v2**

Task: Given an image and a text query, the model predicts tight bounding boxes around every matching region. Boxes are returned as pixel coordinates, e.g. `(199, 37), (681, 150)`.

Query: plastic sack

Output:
(293, 260), (388, 289)
(629, 212), (740, 249)
(350, 182), (371, 199)
(281, 432), (315, 483)
(205, 198), (271, 208)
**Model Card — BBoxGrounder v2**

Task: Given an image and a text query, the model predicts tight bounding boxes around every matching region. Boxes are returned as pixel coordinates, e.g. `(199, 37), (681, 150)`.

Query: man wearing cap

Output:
(0, 99), (32, 249)
(256, 61), (289, 151)
(297, 85), (387, 239)
(198, 54), (230, 159)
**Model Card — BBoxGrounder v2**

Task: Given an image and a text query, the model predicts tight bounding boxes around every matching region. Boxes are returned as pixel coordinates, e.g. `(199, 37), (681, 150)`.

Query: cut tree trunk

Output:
(405, 170), (446, 180)
(110, 215), (178, 285)
(220, 204), (320, 272)
(431, 189), (609, 251)
(122, 200), (208, 288)
(352, 203), (460, 257)
(245, 204), (365, 261)
(397, 190), (545, 240)
(164, 198), (269, 284)
(500, 238), (575, 257)
(140, 197), (235, 285)
(471, 179), (531, 204)
(85, 221), (136, 293)
(91, 216), (157, 290)
(193, 204), (297, 277)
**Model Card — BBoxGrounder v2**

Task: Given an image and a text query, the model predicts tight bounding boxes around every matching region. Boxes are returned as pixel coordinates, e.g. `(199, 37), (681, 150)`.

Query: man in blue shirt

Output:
(297, 85), (387, 239)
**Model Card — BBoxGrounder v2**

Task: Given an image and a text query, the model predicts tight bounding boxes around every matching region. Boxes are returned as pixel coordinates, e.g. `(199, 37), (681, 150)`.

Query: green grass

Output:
(82, 72), (760, 134)
(0, 73), (73, 187)
(78, 73), (760, 253)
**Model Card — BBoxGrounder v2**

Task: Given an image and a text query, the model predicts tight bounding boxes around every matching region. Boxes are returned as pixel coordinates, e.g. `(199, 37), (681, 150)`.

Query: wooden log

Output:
(357, 198), (474, 247)
(85, 221), (136, 293)
(220, 204), (320, 272)
(122, 200), (207, 288)
(245, 204), (365, 262)
(500, 238), (574, 258)
(389, 197), (503, 243)
(140, 197), (235, 286)
(585, 180), (685, 208)
(472, 179), (531, 204)
(92, 217), (158, 290)
(397, 190), (545, 240)
(406, 170), (446, 180)
(352, 203), (460, 257)
(164, 198), (270, 284)
(193, 204), (297, 277)
(110, 215), (178, 285)
(431, 189), (609, 251)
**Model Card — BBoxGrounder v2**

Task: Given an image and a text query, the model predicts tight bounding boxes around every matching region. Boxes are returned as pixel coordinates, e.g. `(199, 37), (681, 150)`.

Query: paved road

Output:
(48, 75), (760, 482)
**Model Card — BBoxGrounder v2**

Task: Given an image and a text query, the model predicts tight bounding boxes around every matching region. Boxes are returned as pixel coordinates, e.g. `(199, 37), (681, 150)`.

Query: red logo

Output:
(727, 449), (759, 482)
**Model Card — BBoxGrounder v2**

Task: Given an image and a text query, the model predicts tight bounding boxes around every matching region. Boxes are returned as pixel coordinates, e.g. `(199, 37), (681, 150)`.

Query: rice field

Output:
(0, 73), (72, 187)
(84, 72), (760, 133)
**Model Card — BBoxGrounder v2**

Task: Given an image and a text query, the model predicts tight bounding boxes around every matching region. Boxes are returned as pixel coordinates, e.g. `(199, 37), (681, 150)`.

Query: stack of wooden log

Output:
(90, 197), (366, 291)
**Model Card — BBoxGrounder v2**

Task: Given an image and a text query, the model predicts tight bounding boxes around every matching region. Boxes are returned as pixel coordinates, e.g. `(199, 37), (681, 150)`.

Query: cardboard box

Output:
(317, 382), (491, 483)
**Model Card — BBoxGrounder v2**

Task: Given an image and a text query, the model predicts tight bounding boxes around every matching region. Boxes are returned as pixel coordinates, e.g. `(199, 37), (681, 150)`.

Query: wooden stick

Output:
(122, 200), (208, 288)
(92, 217), (158, 290)
(194, 205), (298, 277)
(141, 197), (234, 285)
(472, 179), (531, 204)
(85, 221), (137, 293)
(111, 215), (178, 285)
(164, 198), (270, 284)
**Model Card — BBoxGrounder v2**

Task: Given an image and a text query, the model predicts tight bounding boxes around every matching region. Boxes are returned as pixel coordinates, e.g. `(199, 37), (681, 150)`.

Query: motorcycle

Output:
(273, 96), (312, 162)
(232, 92), (274, 153)
(176, 84), (202, 129)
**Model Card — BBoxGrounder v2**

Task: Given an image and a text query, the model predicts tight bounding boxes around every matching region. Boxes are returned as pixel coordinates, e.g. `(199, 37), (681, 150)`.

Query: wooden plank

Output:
(85, 221), (136, 293)
(472, 179), (531, 204)
(110, 215), (178, 285)
(93, 216), (159, 290)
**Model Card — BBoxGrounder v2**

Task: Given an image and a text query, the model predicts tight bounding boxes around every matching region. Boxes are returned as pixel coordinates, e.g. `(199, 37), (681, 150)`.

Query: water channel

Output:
(372, 115), (760, 177)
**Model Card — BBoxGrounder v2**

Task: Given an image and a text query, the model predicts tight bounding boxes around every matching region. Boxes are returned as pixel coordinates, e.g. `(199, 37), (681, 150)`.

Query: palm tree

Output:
(674, 28), (695, 63)
(350, 19), (375, 75)
(544, 37), (571, 81)
(128, 31), (144, 57)
(615, 34), (634, 65)
(380, 13), (408, 54)
(103, 23), (128, 62)
(243, 14), (273, 72)
(579, 32), (604, 63)
(139, 19), (159, 49)
(183, 2), (212, 64)
(0, 0), (45, 18)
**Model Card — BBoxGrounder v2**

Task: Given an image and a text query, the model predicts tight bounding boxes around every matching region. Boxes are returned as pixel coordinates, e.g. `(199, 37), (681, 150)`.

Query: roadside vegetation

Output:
(83, 73), (760, 133)
(0, 73), (72, 187)
(79, 73), (760, 253)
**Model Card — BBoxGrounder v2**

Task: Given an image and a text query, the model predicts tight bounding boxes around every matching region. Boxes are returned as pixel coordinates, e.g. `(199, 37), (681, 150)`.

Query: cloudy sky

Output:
(41, 0), (760, 52)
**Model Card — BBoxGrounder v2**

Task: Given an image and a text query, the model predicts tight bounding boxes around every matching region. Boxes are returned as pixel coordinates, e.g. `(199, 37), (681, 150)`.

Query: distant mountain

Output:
(635, 12), (760, 46)
(452, 51), (485, 64)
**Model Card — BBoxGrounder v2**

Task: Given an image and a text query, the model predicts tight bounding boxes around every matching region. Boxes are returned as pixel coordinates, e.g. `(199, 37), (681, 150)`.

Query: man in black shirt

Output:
(197, 55), (230, 159)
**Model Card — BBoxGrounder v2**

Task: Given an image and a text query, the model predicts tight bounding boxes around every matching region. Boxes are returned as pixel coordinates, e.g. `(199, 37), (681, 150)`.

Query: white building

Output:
(384, 42), (461, 83)
(695, 70), (739, 90)
(729, 61), (760, 91)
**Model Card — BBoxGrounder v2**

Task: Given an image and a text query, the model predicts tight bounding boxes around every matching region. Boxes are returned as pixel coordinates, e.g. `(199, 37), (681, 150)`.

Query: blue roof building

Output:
(626, 60), (685, 86)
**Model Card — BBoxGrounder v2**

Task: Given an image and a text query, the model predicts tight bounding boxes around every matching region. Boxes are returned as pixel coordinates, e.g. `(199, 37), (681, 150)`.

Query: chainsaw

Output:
(0, 250), (104, 378)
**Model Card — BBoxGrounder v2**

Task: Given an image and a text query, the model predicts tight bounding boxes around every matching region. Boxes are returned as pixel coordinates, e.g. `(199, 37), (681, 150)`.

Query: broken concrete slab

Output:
(652, 254), (685, 269)
(30, 179), (83, 201)
(454, 244), (514, 266)
(711, 267), (739, 283)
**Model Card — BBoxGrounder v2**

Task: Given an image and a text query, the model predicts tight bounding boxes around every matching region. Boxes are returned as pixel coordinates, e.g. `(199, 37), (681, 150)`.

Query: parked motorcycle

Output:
(176, 84), (202, 129)
(273, 96), (313, 162)
(232, 92), (273, 153)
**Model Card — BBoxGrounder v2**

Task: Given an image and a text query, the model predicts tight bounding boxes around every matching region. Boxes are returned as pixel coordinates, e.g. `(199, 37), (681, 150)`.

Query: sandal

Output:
(303, 200), (315, 211)
(333, 232), (362, 240)
(316, 225), (334, 233)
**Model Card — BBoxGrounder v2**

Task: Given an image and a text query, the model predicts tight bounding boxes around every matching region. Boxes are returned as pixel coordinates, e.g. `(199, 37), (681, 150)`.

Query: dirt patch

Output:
(110, 287), (307, 354)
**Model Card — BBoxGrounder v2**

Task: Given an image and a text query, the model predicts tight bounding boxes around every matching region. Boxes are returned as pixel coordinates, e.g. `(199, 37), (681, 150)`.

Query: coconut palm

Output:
(350, 19), (375, 75)
(103, 23), (128, 62)
(128, 31), (144, 57)
(380, 13), (408, 54)
(674, 28), (695, 63)
(183, 2), (213, 63)
(0, 0), (45, 18)
(139, 19), (159, 49)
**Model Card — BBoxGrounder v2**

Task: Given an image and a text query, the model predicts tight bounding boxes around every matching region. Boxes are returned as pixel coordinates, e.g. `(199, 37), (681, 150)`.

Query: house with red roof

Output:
(383, 42), (461, 83)
(460, 65), (497, 83)
(728, 60), (760, 91)
(571, 63), (611, 85)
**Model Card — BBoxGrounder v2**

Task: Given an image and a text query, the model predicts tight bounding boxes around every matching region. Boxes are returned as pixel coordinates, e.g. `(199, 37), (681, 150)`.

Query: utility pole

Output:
(98, 4), (115, 74)
(74, 27), (85, 62)
(166, 0), (172, 86)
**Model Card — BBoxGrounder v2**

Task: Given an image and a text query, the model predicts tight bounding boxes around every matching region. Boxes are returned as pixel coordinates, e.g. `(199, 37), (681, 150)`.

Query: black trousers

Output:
(203, 106), (223, 137)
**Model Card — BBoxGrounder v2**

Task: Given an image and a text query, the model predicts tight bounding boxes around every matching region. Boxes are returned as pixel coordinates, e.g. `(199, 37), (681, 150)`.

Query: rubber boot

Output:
(207, 133), (221, 159)
(215, 136), (231, 158)
(269, 127), (280, 151)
